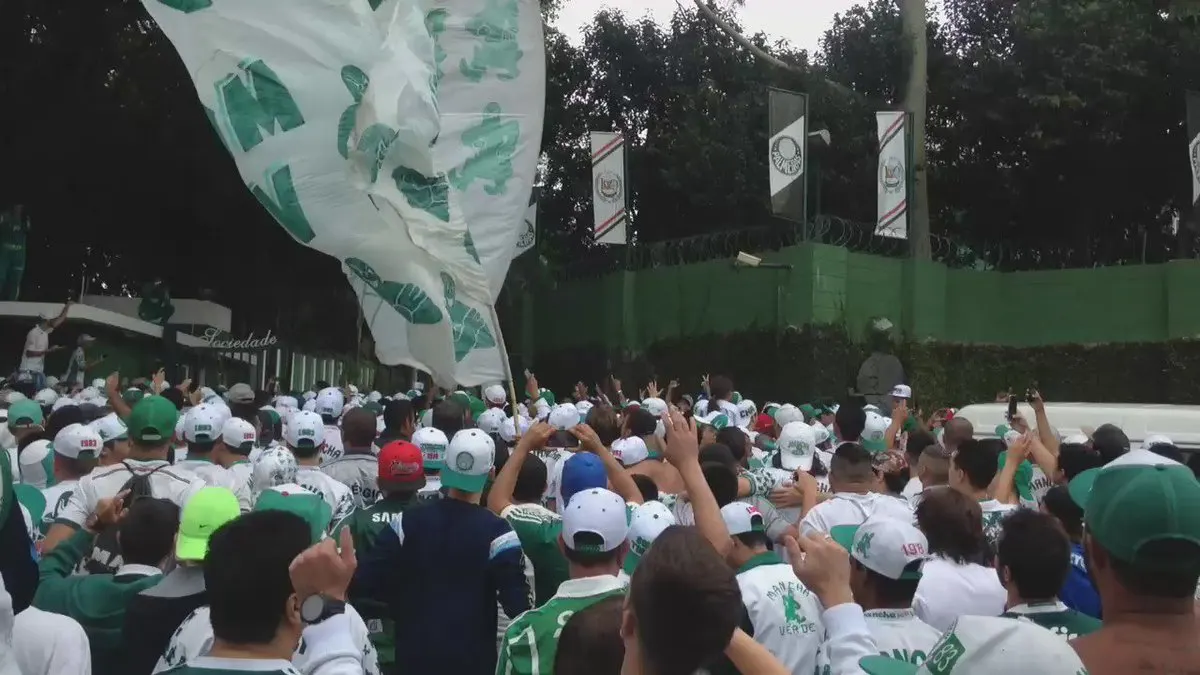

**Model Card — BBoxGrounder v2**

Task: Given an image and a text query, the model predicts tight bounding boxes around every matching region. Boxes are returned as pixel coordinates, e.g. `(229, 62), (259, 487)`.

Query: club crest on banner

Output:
(596, 171), (623, 203)
(880, 157), (904, 194)
(770, 136), (804, 177)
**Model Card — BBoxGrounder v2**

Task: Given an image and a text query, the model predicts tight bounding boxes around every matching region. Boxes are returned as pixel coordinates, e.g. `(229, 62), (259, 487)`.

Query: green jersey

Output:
(345, 494), (419, 669)
(161, 658), (299, 674)
(1002, 601), (1101, 641)
(496, 575), (627, 675)
(500, 503), (569, 607)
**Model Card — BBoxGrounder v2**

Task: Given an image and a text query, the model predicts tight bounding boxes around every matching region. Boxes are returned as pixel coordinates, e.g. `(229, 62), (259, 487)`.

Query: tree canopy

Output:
(2, 0), (1197, 346)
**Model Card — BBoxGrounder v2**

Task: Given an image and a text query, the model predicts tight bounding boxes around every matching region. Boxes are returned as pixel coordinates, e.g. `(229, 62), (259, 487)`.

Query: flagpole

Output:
(487, 304), (522, 436)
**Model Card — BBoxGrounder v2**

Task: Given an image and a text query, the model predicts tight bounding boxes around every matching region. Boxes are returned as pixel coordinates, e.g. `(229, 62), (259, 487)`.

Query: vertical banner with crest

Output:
(768, 88), (808, 222)
(876, 111), (909, 239)
(590, 132), (627, 245)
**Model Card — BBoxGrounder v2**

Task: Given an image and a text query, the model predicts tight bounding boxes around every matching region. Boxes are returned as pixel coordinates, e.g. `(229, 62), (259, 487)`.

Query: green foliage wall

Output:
(528, 324), (1200, 409)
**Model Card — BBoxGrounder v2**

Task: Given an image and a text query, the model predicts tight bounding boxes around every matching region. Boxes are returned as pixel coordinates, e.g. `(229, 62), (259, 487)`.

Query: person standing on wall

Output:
(63, 334), (104, 390)
(18, 300), (72, 392)
(0, 204), (30, 301)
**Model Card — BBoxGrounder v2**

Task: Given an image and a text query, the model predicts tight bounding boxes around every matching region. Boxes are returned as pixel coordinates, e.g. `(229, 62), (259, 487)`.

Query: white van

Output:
(955, 402), (1200, 453)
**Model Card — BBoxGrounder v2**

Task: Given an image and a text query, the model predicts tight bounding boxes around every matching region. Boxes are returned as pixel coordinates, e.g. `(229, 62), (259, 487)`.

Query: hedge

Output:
(521, 324), (1200, 411)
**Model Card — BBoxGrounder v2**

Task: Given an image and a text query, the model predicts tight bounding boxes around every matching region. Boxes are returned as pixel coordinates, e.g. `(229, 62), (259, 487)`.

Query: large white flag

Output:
(141, 0), (545, 387)
(876, 111), (909, 239)
(590, 132), (627, 245)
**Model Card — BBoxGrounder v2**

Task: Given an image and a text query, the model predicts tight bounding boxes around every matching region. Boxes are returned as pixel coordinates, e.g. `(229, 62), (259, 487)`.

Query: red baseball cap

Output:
(378, 441), (425, 485)
(754, 413), (774, 434)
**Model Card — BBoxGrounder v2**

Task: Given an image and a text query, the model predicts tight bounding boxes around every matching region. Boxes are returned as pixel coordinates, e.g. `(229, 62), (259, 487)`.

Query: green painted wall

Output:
(529, 243), (1200, 354)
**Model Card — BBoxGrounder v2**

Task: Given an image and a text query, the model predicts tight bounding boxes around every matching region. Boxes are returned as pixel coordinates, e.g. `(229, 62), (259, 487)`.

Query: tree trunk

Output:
(901, 0), (931, 259)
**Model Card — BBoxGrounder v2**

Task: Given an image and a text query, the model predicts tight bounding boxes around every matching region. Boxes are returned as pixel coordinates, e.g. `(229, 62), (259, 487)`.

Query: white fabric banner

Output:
(1190, 132), (1200, 204)
(141, 0), (545, 387)
(876, 111), (908, 240)
(514, 186), (537, 257)
(590, 132), (627, 245)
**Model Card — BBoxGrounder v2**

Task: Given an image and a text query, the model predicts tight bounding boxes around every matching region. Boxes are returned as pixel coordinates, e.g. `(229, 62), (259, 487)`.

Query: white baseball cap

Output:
(695, 411), (731, 430)
(284, 410), (325, 450)
(862, 411), (890, 453)
(890, 384), (912, 399)
(79, 386), (100, 401)
(184, 404), (224, 444)
(54, 423), (103, 460)
(412, 426), (449, 469)
(367, 391), (382, 403)
(250, 446), (299, 495)
(315, 387), (344, 417)
(694, 399), (709, 416)
(498, 415), (531, 444)
(831, 515), (928, 580)
(274, 395), (299, 411)
(476, 408), (507, 435)
(721, 502), (768, 536)
(612, 436), (649, 466)
(772, 403), (804, 426)
(575, 400), (594, 420)
(90, 412), (128, 444)
(33, 388), (57, 407)
(221, 417), (258, 454)
(301, 390), (316, 400)
(548, 404), (580, 431)
(810, 420), (831, 445)
(623, 501), (676, 575)
(90, 378), (106, 390)
(641, 397), (668, 417)
(443, 428), (495, 493)
(736, 399), (757, 427)
(483, 384), (507, 405)
(533, 399), (551, 421)
(44, 375), (59, 388)
(4, 391), (26, 404)
(562, 487), (629, 553)
(777, 421), (817, 471)
(1141, 433), (1173, 451)
(418, 408), (433, 428)
(51, 397), (77, 413)
(859, 615), (1088, 674)
(18, 440), (54, 489)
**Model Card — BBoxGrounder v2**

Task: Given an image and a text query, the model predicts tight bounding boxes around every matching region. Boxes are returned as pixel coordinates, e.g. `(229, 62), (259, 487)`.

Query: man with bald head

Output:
(321, 407), (383, 508)
(941, 417), (974, 454)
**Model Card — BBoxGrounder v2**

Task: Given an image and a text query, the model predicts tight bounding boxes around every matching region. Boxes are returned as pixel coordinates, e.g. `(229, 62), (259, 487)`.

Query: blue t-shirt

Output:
(1060, 542), (1101, 619)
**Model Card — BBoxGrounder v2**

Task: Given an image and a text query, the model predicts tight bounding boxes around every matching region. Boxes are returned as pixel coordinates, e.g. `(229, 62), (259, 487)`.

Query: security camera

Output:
(736, 252), (762, 267)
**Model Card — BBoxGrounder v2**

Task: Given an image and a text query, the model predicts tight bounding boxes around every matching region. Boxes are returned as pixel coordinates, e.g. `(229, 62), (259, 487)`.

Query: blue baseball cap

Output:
(560, 453), (608, 507)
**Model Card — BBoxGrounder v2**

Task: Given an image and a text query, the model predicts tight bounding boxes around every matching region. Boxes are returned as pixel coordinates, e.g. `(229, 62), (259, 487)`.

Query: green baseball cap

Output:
(537, 388), (556, 406)
(1069, 449), (1200, 571)
(127, 395), (180, 443)
(799, 403), (817, 420)
(254, 486), (331, 544)
(7, 400), (43, 430)
(730, 391), (743, 404)
(362, 401), (383, 416)
(468, 395), (486, 421)
(176, 487), (241, 561)
(122, 388), (145, 406)
(696, 412), (730, 430)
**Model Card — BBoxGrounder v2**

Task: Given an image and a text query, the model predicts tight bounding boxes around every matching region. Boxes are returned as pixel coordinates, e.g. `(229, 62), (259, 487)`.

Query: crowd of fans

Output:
(0, 358), (1196, 675)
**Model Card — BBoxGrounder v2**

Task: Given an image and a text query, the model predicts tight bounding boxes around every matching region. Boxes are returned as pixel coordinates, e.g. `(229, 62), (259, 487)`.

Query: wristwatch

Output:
(300, 594), (347, 625)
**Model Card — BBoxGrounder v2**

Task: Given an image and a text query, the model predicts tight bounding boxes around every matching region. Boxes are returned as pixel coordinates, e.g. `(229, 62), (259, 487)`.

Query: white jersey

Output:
(735, 554), (824, 675)
(816, 608), (939, 673)
(319, 424), (344, 464)
(39, 480), (79, 535)
(174, 460), (252, 511)
(227, 460), (253, 500)
(902, 476), (923, 503)
(757, 467), (831, 523)
(418, 474), (443, 502)
(153, 604), (379, 675)
(13, 606), (92, 675)
(799, 492), (914, 536)
(321, 453), (380, 508)
(19, 325), (51, 372)
(1027, 466), (1053, 508)
(294, 466), (355, 530)
(55, 460), (204, 529)
(913, 556), (1007, 631)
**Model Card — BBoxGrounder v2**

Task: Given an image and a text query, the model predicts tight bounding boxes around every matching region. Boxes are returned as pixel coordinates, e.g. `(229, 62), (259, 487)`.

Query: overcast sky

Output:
(552, 0), (865, 53)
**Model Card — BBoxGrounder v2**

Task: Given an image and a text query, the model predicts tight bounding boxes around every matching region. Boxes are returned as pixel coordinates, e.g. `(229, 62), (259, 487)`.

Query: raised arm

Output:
(572, 423), (642, 505)
(662, 409), (729, 555)
(487, 422), (552, 515)
(47, 300), (72, 330)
